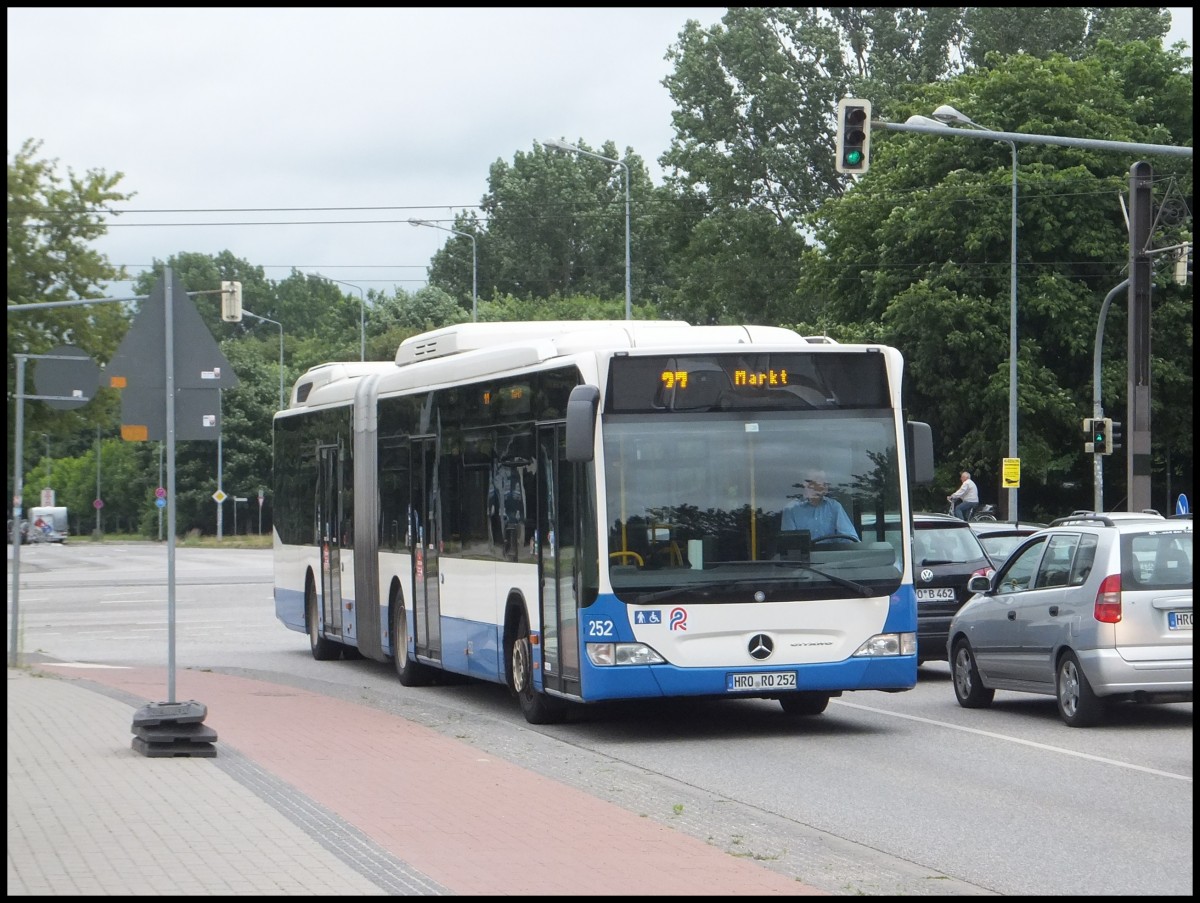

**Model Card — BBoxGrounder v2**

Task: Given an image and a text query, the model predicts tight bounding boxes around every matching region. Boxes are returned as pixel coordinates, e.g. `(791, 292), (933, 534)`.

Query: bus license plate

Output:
(1168, 610), (1192, 630)
(727, 671), (797, 691)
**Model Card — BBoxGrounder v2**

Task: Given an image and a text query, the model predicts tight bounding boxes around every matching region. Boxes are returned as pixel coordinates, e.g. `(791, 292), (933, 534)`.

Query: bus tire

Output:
(778, 692), (830, 716)
(392, 602), (432, 687)
(510, 610), (567, 725)
(306, 580), (338, 661)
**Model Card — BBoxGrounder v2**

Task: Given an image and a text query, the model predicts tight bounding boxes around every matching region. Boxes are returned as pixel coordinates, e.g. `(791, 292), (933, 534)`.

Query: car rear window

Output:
(1122, 531), (1192, 590)
(914, 525), (987, 564)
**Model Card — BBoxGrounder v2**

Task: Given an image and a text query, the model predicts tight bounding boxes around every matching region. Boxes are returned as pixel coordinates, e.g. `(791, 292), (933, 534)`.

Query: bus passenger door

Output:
(411, 437), (442, 663)
(537, 424), (581, 697)
(318, 444), (344, 637)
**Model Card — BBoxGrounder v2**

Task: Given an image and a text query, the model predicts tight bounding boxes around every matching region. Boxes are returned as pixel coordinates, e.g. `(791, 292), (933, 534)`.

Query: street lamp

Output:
(908, 106), (1020, 523)
(243, 310), (285, 409)
(317, 276), (366, 360)
(408, 218), (478, 322)
(540, 138), (632, 321)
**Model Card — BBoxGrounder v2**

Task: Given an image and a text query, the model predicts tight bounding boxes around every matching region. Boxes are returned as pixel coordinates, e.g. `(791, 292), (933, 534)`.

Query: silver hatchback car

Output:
(947, 513), (1192, 726)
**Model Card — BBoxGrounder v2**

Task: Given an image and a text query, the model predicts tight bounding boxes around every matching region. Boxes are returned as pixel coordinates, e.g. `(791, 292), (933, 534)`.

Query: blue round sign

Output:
(1176, 494), (1189, 516)
(155, 497), (166, 509)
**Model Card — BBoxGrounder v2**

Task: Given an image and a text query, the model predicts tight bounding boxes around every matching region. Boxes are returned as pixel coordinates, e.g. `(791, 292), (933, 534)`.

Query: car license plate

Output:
(1168, 610), (1192, 630)
(916, 588), (956, 601)
(727, 671), (797, 691)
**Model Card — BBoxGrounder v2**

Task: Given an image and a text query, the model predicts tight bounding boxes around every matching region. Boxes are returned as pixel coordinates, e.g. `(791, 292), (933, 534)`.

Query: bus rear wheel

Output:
(510, 610), (567, 725)
(306, 581), (338, 661)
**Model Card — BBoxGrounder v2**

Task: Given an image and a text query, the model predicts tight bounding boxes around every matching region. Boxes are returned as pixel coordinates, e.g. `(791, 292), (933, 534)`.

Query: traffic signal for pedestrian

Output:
(835, 98), (872, 175)
(1091, 417), (1112, 455)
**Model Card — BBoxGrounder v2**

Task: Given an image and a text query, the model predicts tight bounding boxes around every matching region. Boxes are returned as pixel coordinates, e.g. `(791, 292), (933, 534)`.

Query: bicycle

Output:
(947, 499), (997, 522)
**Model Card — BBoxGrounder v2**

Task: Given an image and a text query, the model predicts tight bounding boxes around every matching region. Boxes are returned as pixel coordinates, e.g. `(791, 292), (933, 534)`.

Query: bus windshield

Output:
(602, 353), (904, 602)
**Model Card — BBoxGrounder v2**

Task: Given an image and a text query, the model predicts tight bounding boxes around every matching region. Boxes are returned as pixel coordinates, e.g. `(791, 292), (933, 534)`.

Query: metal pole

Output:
(1127, 162), (1154, 512)
(95, 427), (101, 538)
(407, 219), (479, 321)
(243, 310), (285, 409)
(538, 140), (633, 319)
(1006, 140), (1018, 524)
(158, 442), (164, 541)
(1093, 279), (1130, 512)
(216, 389), (223, 540)
(165, 267), (178, 703)
(621, 160), (631, 322)
(9, 357), (26, 666)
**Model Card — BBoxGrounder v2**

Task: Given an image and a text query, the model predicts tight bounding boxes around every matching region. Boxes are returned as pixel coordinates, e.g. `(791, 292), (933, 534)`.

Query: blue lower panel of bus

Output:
(575, 655), (916, 701)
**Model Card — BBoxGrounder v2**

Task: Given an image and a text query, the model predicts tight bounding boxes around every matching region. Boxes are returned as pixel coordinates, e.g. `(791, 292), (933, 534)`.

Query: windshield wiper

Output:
(636, 580), (756, 605)
(631, 563), (874, 604)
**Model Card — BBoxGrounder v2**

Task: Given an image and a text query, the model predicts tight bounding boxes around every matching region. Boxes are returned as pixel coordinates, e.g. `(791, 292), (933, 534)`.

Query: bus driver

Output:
(782, 469), (857, 542)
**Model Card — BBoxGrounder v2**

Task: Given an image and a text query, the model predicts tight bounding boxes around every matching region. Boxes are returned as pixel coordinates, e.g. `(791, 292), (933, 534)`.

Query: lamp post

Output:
(243, 310), (285, 409)
(408, 218), (478, 322)
(540, 138), (632, 321)
(908, 106), (1020, 523)
(317, 276), (366, 360)
(42, 433), (51, 492)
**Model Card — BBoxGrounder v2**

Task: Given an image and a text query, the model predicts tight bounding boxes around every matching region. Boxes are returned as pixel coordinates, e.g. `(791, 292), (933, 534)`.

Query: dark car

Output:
(912, 513), (994, 664)
(969, 521), (1045, 568)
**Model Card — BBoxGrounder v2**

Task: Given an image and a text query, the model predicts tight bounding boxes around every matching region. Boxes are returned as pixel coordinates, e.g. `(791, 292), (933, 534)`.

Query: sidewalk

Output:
(8, 663), (823, 896)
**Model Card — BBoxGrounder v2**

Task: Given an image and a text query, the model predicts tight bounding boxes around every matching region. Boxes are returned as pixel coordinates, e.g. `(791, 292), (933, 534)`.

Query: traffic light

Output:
(835, 98), (872, 175)
(1109, 420), (1123, 453)
(220, 280), (243, 322)
(1091, 417), (1112, 455)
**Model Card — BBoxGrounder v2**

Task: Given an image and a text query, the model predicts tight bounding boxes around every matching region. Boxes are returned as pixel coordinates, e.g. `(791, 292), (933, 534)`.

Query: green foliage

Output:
(7, 139), (133, 442)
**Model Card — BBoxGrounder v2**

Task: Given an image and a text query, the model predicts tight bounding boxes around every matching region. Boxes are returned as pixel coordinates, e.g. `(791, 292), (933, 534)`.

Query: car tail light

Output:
(1093, 574), (1122, 623)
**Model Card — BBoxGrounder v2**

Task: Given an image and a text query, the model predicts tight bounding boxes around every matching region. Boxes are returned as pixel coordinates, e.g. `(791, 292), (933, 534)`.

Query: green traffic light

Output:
(844, 149), (863, 166)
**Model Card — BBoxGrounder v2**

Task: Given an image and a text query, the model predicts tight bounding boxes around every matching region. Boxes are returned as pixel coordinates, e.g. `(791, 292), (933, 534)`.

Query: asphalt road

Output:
(8, 541), (1193, 896)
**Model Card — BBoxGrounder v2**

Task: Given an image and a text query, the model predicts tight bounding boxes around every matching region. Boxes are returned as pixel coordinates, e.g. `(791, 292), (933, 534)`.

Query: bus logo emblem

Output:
(748, 634), (774, 660)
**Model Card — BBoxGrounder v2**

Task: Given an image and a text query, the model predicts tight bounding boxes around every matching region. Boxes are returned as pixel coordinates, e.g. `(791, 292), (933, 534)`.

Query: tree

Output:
(800, 39), (1192, 519)
(7, 138), (133, 467)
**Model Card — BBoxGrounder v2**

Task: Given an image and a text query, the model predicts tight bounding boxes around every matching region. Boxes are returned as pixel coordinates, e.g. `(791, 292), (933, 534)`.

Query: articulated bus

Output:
(273, 320), (934, 723)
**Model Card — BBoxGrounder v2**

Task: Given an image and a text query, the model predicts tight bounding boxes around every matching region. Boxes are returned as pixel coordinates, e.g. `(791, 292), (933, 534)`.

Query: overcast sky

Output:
(7, 7), (1193, 303)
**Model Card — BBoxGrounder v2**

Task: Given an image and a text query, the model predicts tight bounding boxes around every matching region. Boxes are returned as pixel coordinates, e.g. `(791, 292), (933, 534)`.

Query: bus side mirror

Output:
(565, 384), (600, 463)
(906, 420), (934, 485)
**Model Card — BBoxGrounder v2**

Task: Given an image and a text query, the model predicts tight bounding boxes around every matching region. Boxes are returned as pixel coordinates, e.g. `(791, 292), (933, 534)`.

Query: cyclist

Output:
(947, 471), (979, 521)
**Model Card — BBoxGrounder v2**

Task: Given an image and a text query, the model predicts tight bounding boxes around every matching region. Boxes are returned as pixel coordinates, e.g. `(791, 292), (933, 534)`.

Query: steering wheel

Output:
(813, 533), (860, 544)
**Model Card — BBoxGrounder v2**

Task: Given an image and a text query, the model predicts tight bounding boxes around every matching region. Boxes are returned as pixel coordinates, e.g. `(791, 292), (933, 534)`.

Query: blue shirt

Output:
(781, 498), (857, 541)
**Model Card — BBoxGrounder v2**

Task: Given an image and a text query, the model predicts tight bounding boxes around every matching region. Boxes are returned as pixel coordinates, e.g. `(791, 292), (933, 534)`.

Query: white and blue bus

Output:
(273, 321), (934, 723)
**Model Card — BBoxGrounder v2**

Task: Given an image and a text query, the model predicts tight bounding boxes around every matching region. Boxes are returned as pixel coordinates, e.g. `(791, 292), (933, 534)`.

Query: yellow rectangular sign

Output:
(1002, 457), (1021, 489)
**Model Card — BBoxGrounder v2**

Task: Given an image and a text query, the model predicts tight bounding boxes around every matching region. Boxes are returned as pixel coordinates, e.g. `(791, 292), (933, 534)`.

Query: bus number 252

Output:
(587, 619), (614, 637)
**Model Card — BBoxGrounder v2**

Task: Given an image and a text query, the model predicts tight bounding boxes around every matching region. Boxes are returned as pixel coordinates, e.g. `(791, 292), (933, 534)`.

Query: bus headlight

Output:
(852, 632), (916, 657)
(586, 642), (667, 666)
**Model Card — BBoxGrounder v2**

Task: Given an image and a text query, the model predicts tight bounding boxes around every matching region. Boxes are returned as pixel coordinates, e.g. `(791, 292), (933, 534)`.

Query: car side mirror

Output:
(967, 574), (991, 593)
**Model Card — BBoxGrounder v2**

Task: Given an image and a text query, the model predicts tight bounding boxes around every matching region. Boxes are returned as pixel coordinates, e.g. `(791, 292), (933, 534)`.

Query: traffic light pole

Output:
(1127, 162), (1154, 512)
(1093, 278), (1129, 512)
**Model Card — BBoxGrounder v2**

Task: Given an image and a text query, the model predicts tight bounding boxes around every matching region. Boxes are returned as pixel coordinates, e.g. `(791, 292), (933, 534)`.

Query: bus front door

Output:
(318, 444), (344, 637)
(411, 437), (442, 664)
(537, 424), (581, 696)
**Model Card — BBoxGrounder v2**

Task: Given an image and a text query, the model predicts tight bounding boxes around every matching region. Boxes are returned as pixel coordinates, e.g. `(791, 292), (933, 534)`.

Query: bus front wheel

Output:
(510, 610), (567, 725)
